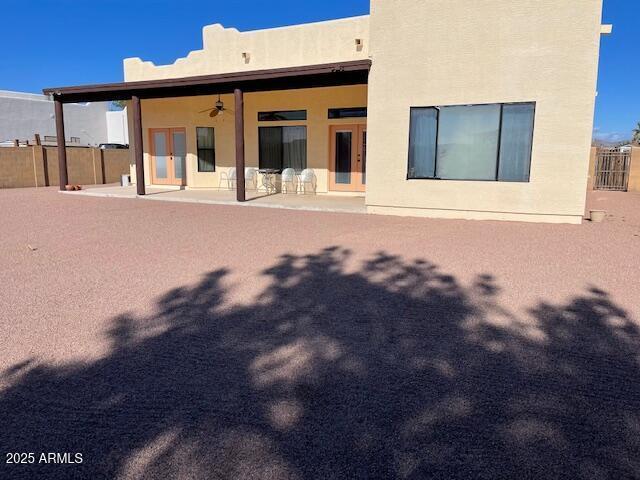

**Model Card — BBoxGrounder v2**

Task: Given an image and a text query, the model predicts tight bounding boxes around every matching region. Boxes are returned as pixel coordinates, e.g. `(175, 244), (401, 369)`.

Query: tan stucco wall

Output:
(124, 16), (369, 82)
(132, 85), (368, 192)
(587, 147), (597, 191)
(365, 0), (604, 223)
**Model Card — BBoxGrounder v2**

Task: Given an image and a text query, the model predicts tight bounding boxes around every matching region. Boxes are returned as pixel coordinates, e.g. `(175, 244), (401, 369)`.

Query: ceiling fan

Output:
(199, 94), (233, 118)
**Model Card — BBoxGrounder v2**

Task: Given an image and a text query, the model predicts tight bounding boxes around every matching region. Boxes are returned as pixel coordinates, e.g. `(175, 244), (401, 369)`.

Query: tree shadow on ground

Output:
(1, 248), (640, 479)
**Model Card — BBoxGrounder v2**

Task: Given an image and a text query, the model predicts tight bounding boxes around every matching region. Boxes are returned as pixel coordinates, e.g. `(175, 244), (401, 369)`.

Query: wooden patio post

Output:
(132, 95), (146, 195)
(234, 88), (246, 202)
(54, 98), (68, 190)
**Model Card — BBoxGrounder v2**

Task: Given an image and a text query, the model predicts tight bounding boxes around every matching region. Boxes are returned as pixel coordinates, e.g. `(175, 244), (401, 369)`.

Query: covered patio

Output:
(69, 184), (366, 214)
(43, 60), (371, 203)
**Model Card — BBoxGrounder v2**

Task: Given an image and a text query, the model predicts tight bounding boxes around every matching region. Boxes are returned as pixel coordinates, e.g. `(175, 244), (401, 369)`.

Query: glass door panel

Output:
(335, 131), (352, 184)
(172, 130), (186, 181)
(153, 131), (168, 180)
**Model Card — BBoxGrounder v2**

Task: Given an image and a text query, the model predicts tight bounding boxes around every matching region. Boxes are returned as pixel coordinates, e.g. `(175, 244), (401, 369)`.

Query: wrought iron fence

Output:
(594, 148), (630, 191)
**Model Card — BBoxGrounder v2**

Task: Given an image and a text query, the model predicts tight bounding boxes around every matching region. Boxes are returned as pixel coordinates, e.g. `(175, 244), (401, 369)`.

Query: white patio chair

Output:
(281, 168), (298, 194)
(245, 167), (258, 191)
(218, 167), (236, 190)
(300, 168), (317, 194)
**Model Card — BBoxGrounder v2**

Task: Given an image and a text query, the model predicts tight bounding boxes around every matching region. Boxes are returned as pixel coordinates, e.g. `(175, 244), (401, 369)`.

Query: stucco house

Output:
(44, 0), (609, 223)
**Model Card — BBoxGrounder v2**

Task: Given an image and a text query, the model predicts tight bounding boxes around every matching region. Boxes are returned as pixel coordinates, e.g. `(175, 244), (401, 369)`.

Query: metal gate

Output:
(594, 148), (630, 191)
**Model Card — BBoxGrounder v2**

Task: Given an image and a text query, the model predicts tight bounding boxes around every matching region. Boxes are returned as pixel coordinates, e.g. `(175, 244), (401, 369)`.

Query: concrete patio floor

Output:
(71, 184), (367, 214)
(1, 187), (639, 479)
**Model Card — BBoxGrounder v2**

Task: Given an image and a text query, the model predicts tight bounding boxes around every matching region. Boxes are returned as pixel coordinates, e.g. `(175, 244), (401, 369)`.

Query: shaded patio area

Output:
(70, 185), (366, 214)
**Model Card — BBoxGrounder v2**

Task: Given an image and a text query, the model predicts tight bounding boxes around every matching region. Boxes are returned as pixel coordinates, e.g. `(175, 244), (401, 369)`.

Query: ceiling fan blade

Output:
(198, 108), (214, 113)
(223, 107), (234, 114)
(210, 109), (220, 118)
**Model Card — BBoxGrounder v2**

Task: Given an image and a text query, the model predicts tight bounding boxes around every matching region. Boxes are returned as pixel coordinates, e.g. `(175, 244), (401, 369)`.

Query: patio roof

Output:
(42, 60), (371, 103)
(45, 59), (371, 198)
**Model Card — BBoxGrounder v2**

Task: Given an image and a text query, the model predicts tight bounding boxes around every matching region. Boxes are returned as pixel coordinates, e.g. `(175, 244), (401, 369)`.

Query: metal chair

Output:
(245, 167), (258, 191)
(281, 168), (298, 194)
(300, 168), (317, 194)
(219, 167), (236, 190)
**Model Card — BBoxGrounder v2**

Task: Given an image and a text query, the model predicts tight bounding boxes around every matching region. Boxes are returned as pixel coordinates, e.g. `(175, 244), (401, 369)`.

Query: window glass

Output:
(153, 132), (168, 179)
(282, 126), (307, 171)
(436, 104), (501, 180)
(328, 107), (367, 119)
(172, 131), (186, 179)
(335, 131), (352, 184)
(498, 104), (535, 181)
(196, 127), (215, 172)
(258, 110), (307, 121)
(259, 127), (283, 170)
(259, 126), (307, 171)
(408, 108), (437, 178)
(407, 103), (535, 182)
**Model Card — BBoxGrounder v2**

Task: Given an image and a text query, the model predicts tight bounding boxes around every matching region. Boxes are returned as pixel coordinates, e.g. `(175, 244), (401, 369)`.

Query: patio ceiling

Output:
(42, 60), (371, 103)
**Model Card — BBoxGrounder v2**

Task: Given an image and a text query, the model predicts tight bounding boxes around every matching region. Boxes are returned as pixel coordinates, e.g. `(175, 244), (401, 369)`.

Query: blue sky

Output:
(595, 0), (639, 143)
(0, 0), (636, 141)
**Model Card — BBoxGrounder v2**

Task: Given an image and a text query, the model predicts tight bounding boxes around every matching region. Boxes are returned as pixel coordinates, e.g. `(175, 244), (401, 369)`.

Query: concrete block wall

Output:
(0, 147), (130, 188)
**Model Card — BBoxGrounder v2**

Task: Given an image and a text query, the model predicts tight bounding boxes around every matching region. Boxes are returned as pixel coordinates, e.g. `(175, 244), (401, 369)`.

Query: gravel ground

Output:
(0, 187), (639, 479)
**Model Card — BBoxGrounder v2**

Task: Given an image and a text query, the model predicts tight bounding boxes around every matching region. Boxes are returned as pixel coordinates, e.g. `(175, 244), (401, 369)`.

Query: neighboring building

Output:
(0, 90), (127, 146)
(106, 108), (130, 145)
(617, 144), (633, 153)
(44, 0), (609, 223)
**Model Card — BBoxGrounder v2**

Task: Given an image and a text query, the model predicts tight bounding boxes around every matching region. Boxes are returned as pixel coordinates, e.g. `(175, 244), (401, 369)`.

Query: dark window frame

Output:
(196, 126), (216, 172)
(406, 101), (536, 183)
(258, 125), (308, 172)
(258, 110), (307, 122)
(328, 107), (367, 119)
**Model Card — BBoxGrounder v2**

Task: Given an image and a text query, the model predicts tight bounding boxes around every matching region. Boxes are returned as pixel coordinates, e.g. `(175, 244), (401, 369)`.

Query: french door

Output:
(150, 128), (186, 186)
(329, 125), (366, 192)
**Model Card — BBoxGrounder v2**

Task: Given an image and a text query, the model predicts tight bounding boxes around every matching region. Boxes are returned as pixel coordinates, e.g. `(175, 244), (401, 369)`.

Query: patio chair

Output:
(219, 167), (236, 190)
(281, 168), (298, 194)
(300, 168), (317, 194)
(245, 167), (258, 191)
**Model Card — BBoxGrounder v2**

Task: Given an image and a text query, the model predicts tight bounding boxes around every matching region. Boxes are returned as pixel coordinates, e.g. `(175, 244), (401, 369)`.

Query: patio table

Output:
(258, 168), (279, 194)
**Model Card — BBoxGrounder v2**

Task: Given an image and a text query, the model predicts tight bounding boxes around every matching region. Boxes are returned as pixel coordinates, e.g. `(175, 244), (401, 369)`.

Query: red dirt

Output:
(1, 187), (639, 479)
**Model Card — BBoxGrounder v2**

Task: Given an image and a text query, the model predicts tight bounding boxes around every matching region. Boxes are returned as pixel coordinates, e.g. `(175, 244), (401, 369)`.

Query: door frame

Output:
(149, 127), (187, 186)
(328, 124), (366, 192)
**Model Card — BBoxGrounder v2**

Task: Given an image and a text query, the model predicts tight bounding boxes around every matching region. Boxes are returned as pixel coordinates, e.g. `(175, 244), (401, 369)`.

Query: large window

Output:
(259, 126), (307, 171)
(408, 102), (535, 182)
(196, 127), (215, 172)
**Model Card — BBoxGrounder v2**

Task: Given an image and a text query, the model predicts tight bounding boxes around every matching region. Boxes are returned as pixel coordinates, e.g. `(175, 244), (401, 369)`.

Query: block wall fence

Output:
(0, 147), (129, 188)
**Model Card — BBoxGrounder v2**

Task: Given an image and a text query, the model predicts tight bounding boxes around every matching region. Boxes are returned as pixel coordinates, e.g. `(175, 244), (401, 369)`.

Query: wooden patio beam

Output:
(131, 95), (146, 195)
(53, 98), (68, 190)
(234, 88), (246, 202)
